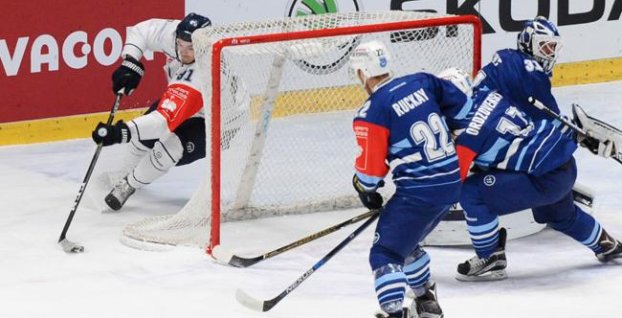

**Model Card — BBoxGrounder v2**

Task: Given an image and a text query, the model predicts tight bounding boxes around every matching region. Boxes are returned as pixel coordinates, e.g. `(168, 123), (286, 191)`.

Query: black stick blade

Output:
(211, 245), (262, 268)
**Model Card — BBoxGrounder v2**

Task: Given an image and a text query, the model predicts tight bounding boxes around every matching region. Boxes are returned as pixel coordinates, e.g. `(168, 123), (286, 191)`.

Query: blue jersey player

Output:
(454, 16), (622, 282)
(349, 40), (472, 318)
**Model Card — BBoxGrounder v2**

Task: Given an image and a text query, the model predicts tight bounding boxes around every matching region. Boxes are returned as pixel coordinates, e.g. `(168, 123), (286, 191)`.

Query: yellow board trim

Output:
(250, 85), (366, 118)
(0, 109), (146, 146)
(2, 56), (621, 146)
(552, 57), (622, 87)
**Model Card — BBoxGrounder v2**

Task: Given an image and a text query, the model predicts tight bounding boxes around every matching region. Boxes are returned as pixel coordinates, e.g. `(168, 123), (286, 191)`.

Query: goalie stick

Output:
(572, 184), (594, 209)
(212, 209), (376, 267)
(528, 97), (622, 165)
(236, 209), (380, 312)
(58, 94), (123, 253)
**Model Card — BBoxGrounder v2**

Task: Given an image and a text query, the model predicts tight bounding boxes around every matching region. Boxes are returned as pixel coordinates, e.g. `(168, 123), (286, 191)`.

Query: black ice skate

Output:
(596, 229), (622, 262)
(411, 282), (443, 318)
(104, 176), (135, 211)
(456, 228), (508, 282)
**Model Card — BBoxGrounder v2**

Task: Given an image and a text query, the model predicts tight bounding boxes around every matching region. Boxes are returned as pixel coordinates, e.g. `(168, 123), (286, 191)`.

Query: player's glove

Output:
(352, 174), (384, 210)
(92, 120), (131, 146)
(572, 103), (618, 159)
(578, 135), (615, 158)
(112, 56), (144, 95)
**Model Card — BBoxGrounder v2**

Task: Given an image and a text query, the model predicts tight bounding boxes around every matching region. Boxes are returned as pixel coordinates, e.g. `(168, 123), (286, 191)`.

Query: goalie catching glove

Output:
(112, 56), (144, 95)
(92, 121), (131, 146)
(352, 174), (384, 210)
(572, 103), (621, 159)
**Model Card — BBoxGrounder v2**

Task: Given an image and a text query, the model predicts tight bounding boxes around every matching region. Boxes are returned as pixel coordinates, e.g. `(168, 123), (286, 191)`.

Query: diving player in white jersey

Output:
(91, 13), (211, 211)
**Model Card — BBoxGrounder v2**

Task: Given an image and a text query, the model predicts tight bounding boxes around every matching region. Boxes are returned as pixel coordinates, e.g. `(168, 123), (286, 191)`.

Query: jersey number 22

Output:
(411, 113), (455, 162)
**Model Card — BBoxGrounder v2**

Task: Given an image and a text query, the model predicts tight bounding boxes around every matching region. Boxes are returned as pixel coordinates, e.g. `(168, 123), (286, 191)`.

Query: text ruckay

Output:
(392, 88), (430, 117)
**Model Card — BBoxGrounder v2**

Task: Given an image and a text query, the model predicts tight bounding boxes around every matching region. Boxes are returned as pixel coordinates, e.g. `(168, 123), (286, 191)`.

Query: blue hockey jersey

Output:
(456, 91), (577, 178)
(455, 48), (577, 178)
(474, 49), (560, 120)
(353, 72), (472, 205)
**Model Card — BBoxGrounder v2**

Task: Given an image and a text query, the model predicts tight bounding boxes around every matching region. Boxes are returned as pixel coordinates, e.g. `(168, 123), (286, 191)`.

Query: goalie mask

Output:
(517, 16), (562, 75)
(348, 40), (392, 86)
(437, 67), (473, 97)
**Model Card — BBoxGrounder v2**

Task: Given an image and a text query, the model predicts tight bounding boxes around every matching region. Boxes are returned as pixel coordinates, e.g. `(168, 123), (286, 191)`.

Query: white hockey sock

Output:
(127, 134), (184, 189)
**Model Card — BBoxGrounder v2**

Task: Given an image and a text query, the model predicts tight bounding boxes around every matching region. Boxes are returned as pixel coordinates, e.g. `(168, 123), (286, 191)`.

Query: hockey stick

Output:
(528, 97), (622, 165)
(212, 209), (376, 267)
(572, 184), (594, 208)
(58, 94), (123, 253)
(236, 209), (380, 312)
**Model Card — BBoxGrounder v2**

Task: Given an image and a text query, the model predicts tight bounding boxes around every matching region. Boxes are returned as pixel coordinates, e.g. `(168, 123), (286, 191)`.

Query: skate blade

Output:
(597, 253), (622, 263)
(455, 269), (507, 282)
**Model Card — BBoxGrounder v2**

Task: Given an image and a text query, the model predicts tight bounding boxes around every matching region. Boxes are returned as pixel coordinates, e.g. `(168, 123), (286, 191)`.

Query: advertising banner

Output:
(1, 0), (620, 145)
(187, 0), (622, 63)
(0, 0), (184, 123)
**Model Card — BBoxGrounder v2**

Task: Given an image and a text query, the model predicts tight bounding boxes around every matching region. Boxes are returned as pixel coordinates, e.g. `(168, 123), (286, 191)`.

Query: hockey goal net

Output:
(120, 11), (482, 251)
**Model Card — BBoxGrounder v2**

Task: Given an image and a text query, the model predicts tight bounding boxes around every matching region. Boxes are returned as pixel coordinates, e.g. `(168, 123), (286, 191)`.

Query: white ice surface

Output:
(1, 81), (622, 318)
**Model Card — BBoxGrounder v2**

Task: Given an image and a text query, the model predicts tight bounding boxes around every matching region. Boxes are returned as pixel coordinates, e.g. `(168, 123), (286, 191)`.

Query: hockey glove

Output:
(92, 120), (131, 146)
(352, 174), (384, 210)
(572, 104), (619, 159)
(112, 56), (145, 96)
(578, 136), (616, 158)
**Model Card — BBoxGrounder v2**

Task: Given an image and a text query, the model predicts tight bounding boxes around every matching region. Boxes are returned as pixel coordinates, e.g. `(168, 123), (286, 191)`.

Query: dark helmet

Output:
(175, 13), (211, 42)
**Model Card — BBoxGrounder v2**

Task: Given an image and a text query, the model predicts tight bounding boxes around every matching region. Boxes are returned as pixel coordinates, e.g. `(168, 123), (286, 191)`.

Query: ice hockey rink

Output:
(1, 81), (622, 318)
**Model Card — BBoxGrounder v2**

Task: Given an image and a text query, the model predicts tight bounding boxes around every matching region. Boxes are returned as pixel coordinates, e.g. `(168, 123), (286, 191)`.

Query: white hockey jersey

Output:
(122, 18), (205, 138)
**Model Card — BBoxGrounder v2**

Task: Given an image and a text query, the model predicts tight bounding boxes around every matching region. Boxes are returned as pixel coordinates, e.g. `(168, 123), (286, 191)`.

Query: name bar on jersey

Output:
(392, 88), (430, 117)
(466, 92), (502, 136)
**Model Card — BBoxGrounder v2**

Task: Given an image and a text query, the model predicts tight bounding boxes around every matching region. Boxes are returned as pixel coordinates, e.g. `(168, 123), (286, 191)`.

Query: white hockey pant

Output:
(126, 133), (184, 189)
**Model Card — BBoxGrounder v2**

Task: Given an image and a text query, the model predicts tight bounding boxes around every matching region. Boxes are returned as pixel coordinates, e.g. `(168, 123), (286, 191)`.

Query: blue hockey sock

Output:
(403, 248), (430, 294)
(548, 207), (604, 254)
(373, 263), (407, 314)
(467, 217), (501, 258)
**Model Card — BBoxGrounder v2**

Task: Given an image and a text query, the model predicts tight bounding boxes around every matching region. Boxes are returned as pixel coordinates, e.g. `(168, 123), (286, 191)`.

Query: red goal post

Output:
(120, 11), (482, 253)
(208, 13), (482, 252)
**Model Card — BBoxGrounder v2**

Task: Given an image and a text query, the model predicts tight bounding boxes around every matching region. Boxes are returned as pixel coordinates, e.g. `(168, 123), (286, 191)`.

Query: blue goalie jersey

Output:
(474, 49), (560, 120)
(454, 48), (579, 177)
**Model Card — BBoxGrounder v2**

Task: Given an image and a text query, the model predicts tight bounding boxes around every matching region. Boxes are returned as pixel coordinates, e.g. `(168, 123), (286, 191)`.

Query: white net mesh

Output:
(121, 11), (479, 250)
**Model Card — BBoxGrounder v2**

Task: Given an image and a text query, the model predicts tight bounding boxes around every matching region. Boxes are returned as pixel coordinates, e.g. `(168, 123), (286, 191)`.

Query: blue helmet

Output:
(517, 16), (562, 74)
(175, 13), (212, 42)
